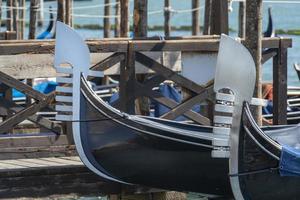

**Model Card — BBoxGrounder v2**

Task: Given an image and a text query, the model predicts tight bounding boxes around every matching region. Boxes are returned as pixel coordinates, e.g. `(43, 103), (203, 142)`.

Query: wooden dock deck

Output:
(0, 156), (122, 198)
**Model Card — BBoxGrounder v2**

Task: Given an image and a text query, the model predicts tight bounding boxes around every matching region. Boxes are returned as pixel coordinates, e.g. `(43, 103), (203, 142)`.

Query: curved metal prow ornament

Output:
(214, 34), (256, 200)
(54, 22), (127, 184)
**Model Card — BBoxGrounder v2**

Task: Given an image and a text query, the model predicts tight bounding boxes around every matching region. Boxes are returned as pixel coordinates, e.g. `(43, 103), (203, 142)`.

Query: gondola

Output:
(37, 6), (54, 39)
(54, 22), (300, 199)
(264, 7), (275, 37)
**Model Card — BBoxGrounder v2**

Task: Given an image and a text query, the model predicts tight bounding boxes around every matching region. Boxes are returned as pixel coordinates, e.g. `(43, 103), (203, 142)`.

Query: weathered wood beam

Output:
(210, 0), (228, 35)
(120, 0), (129, 37)
(262, 48), (277, 64)
(164, 0), (171, 37)
(0, 98), (62, 134)
(0, 71), (46, 101)
(245, 0), (263, 125)
(90, 52), (125, 72)
(135, 52), (205, 94)
(114, 0), (120, 37)
(238, 1), (246, 38)
(103, 0), (111, 38)
(203, 0), (211, 35)
(161, 86), (213, 121)
(29, 0), (38, 39)
(137, 83), (210, 125)
(133, 0), (147, 37)
(192, 0), (200, 35)
(0, 94), (53, 134)
(273, 40), (287, 125)
(0, 38), (292, 55)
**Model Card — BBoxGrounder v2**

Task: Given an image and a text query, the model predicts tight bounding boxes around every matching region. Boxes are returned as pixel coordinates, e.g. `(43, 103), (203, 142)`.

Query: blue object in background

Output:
(153, 84), (200, 121)
(280, 145), (300, 176)
(12, 81), (58, 98)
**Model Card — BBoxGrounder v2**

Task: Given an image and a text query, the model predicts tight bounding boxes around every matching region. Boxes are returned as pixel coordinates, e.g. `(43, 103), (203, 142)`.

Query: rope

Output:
(71, 13), (119, 19)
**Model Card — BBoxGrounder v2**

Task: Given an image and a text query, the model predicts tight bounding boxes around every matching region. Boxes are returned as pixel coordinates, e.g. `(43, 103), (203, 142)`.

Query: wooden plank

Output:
(0, 98), (62, 134)
(0, 38), (292, 55)
(90, 52), (125, 72)
(0, 71), (46, 101)
(262, 48), (277, 64)
(0, 95), (52, 134)
(135, 52), (205, 94)
(136, 83), (210, 125)
(273, 42), (287, 125)
(0, 134), (68, 148)
(0, 145), (76, 160)
(103, 0), (111, 38)
(161, 86), (213, 122)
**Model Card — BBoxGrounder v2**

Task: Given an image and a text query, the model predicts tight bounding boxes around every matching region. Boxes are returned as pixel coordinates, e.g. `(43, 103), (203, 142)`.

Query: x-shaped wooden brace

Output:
(0, 71), (62, 134)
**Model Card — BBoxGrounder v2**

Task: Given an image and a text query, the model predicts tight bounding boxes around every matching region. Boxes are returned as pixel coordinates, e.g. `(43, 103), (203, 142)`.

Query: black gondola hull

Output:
(78, 78), (232, 196)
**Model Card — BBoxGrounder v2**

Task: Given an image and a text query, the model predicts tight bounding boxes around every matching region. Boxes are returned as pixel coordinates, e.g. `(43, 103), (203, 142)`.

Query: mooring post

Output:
(29, 0), (38, 39)
(0, 1), (1, 24)
(273, 40), (288, 125)
(134, 0), (148, 115)
(134, 0), (147, 37)
(18, 0), (25, 39)
(57, 0), (65, 23)
(238, 1), (246, 38)
(12, 0), (18, 36)
(192, 0), (200, 35)
(210, 0), (228, 35)
(203, 0), (211, 35)
(114, 0), (120, 37)
(65, 0), (73, 26)
(164, 0), (171, 37)
(120, 0), (129, 37)
(37, 0), (43, 27)
(6, 0), (13, 31)
(104, 0), (111, 38)
(244, 0), (263, 125)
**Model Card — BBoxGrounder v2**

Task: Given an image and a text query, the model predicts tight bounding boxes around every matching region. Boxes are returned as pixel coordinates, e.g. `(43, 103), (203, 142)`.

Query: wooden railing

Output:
(0, 36), (292, 158)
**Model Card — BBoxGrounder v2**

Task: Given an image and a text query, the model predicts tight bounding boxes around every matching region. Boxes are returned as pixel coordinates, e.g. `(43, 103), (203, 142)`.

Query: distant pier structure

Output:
(0, 0), (292, 199)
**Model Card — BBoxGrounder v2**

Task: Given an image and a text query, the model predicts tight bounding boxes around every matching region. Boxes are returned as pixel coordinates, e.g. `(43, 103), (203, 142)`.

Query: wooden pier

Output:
(0, 0), (295, 199)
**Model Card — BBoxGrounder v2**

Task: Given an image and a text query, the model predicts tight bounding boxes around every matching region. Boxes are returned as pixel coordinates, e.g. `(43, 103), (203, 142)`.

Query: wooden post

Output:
(57, 0), (65, 23)
(37, 0), (43, 26)
(114, 0), (120, 37)
(65, 0), (72, 26)
(29, 0), (38, 39)
(192, 0), (200, 35)
(120, 0), (129, 37)
(273, 41), (287, 125)
(0, 0), (2, 30)
(210, 0), (228, 35)
(12, 0), (18, 35)
(6, 0), (13, 31)
(103, 0), (111, 38)
(164, 0), (171, 37)
(244, 0), (263, 125)
(133, 0), (147, 37)
(203, 0), (211, 35)
(18, 0), (25, 39)
(238, 1), (246, 38)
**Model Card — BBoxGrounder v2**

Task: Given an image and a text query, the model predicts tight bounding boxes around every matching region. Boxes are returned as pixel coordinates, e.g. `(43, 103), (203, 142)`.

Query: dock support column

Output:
(114, 0), (120, 37)
(164, 0), (171, 37)
(120, 0), (129, 37)
(245, 0), (263, 125)
(103, 0), (111, 38)
(238, 1), (246, 38)
(192, 0), (200, 35)
(29, 0), (38, 39)
(210, 0), (228, 35)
